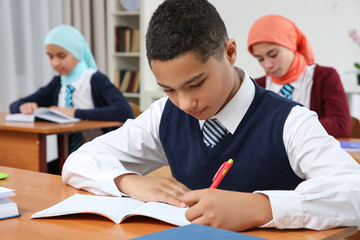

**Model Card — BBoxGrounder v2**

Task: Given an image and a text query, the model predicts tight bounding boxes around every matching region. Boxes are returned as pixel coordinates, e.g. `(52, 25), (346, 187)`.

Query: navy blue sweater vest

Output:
(159, 82), (304, 192)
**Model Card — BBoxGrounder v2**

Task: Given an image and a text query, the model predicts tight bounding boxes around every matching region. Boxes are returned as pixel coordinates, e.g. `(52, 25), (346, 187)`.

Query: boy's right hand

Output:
(114, 174), (189, 208)
(20, 102), (38, 114)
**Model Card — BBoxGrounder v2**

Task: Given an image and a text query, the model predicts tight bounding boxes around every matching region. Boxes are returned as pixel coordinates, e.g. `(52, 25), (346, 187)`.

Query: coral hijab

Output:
(247, 15), (314, 84)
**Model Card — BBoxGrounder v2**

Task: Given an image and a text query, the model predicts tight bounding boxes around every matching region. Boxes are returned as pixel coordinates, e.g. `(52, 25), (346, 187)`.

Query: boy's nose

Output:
(178, 93), (196, 112)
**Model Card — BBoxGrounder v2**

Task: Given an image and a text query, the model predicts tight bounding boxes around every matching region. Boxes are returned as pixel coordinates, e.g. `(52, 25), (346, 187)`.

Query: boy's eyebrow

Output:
(157, 73), (205, 89)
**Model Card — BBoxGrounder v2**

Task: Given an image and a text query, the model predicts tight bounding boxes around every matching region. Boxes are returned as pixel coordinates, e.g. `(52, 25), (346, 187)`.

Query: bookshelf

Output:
(106, 0), (141, 105)
(107, 0), (166, 111)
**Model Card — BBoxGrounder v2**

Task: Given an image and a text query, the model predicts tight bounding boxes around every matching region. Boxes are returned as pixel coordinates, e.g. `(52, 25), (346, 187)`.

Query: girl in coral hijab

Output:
(248, 15), (350, 138)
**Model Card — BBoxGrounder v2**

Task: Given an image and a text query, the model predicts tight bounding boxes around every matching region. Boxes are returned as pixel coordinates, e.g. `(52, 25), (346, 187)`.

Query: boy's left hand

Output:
(183, 189), (273, 231)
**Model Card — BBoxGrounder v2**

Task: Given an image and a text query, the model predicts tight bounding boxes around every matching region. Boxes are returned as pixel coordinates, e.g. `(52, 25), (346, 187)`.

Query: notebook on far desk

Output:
(5, 107), (81, 124)
(339, 140), (360, 152)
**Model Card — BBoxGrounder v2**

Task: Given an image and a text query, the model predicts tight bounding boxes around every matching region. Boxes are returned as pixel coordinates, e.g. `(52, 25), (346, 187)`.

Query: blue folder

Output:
(339, 140), (360, 150)
(131, 223), (268, 240)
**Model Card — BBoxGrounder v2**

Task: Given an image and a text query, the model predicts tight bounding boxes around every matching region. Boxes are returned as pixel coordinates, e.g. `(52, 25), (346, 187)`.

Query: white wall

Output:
(213, 0), (360, 83)
(141, 0), (360, 111)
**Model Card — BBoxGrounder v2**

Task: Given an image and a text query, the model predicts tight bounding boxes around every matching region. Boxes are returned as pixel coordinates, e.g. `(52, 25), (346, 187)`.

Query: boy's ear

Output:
(225, 39), (237, 64)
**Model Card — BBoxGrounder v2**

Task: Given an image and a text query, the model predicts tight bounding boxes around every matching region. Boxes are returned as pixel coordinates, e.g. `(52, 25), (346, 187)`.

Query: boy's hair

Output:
(146, 0), (229, 64)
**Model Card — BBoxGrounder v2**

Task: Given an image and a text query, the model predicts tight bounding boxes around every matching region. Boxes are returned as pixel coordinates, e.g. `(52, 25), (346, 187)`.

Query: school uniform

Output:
(255, 64), (351, 138)
(62, 67), (360, 230)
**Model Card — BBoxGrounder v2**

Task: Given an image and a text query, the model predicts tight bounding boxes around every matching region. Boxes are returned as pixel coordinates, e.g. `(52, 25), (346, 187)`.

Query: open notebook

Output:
(6, 107), (81, 124)
(31, 194), (190, 226)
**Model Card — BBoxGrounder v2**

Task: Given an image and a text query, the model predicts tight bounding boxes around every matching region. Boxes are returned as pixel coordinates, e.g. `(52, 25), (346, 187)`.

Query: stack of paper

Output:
(0, 187), (20, 220)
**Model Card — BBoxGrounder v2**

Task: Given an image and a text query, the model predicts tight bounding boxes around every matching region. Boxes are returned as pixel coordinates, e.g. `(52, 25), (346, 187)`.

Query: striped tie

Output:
(203, 118), (228, 148)
(65, 85), (82, 153)
(280, 84), (294, 100)
(65, 85), (75, 108)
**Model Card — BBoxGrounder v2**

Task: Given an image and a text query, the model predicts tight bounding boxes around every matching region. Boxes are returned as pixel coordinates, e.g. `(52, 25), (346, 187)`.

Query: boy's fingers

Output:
(182, 189), (202, 207)
(156, 192), (187, 208)
(168, 178), (191, 195)
(184, 197), (205, 222)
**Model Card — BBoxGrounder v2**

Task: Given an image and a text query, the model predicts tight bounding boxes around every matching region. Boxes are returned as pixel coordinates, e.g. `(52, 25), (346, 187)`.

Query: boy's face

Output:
(46, 44), (79, 76)
(151, 40), (239, 120)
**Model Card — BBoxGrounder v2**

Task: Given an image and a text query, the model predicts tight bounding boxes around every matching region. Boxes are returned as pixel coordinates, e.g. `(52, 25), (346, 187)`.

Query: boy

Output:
(63, 0), (360, 231)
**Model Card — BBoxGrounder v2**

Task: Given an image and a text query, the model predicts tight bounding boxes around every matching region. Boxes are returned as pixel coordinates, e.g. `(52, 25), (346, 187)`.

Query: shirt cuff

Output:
(98, 169), (140, 197)
(255, 190), (303, 229)
(259, 219), (275, 228)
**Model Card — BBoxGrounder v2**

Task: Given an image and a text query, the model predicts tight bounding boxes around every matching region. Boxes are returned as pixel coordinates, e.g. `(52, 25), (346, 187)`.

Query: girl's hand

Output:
(20, 102), (38, 114)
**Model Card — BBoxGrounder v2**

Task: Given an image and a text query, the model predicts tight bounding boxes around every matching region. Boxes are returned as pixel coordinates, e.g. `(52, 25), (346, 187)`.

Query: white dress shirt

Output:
(58, 69), (96, 109)
(62, 67), (360, 230)
(265, 64), (315, 108)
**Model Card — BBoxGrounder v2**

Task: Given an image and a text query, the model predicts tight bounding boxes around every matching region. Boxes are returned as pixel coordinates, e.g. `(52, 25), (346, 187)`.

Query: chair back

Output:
(129, 102), (141, 118)
(351, 116), (360, 138)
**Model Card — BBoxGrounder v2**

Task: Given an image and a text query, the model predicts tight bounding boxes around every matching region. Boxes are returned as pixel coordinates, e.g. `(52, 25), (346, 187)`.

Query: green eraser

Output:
(0, 173), (8, 179)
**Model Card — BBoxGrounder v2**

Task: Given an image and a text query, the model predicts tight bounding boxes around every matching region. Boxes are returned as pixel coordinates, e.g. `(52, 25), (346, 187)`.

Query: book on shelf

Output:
(115, 26), (119, 52)
(124, 28), (132, 52)
(339, 140), (360, 152)
(126, 71), (137, 93)
(31, 194), (190, 226)
(131, 223), (267, 240)
(115, 26), (129, 52)
(114, 69), (127, 89)
(131, 28), (140, 53)
(114, 69), (120, 88)
(116, 69), (140, 94)
(0, 187), (20, 220)
(119, 70), (132, 92)
(132, 71), (140, 93)
(115, 26), (139, 53)
(5, 107), (81, 124)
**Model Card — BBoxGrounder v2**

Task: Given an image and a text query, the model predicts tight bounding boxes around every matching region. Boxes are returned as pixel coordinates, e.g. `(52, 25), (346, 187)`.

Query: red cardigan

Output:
(255, 65), (351, 138)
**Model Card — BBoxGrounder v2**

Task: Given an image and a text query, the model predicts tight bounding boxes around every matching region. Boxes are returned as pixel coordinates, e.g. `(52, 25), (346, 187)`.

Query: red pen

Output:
(210, 159), (233, 189)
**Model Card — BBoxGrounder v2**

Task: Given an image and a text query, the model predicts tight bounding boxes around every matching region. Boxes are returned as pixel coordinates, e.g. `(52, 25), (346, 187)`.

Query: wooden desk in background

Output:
(0, 113), (122, 173)
(0, 166), (357, 240)
(338, 138), (360, 164)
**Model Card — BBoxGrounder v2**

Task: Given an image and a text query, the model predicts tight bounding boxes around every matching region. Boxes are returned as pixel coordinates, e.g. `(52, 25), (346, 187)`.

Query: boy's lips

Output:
(189, 108), (205, 118)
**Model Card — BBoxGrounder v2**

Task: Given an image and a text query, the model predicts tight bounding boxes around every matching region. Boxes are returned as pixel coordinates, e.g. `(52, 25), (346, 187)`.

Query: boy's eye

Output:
(163, 89), (174, 93)
(190, 79), (204, 88)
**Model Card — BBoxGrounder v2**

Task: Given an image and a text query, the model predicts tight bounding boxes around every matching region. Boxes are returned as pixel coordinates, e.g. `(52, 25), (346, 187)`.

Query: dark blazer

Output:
(255, 65), (351, 138)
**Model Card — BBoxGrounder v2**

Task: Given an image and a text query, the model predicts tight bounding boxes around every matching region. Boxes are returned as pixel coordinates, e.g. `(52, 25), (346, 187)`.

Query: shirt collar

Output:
(265, 64), (316, 92)
(199, 67), (255, 134)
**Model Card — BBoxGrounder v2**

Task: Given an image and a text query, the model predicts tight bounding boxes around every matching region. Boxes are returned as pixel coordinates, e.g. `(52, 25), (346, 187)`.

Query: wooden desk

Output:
(0, 113), (122, 173)
(0, 166), (357, 240)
